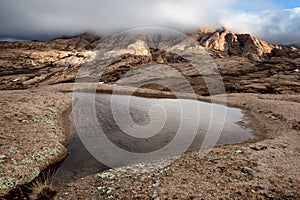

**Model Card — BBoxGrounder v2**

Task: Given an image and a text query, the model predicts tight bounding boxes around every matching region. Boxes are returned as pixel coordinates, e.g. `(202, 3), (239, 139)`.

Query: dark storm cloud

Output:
(0, 0), (299, 43)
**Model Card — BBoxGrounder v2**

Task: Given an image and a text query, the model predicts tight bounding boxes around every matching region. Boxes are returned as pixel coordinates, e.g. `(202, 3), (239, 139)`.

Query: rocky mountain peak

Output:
(127, 40), (151, 56)
(0, 28), (299, 94)
(197, 27), (213, 34)
(216, 26), (231, 34)
(191, 27), (281, 59)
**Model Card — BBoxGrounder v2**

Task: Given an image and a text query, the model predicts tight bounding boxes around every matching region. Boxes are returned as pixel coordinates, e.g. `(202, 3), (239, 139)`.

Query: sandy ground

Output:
(0, 84), (73, 197)
(53, 91), (300, 200)
(1, 83), (299, 199)
(1, 30), (300, 200)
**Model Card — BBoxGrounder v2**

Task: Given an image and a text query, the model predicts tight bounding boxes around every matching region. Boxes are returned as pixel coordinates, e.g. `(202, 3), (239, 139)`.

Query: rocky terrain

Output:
(0, 28), (299, 199)
(1, 28), (299, 94)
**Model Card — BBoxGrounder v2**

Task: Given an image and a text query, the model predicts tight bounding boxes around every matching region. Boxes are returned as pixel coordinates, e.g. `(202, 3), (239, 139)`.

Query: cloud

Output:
(220, 7), (300, 44)
(0, 0), (299, 44)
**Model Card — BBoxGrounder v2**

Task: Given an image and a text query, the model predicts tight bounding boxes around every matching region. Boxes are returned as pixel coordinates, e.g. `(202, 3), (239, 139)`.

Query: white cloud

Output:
(0, 0), (299, 43)
(220, 8), (300, 44)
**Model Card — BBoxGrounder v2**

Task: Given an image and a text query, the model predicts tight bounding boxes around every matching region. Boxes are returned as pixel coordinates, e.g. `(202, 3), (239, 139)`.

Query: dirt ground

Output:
(0, 33), (299, 199)
(0, 83), (299, 199)
(53, 90), (300, 200)
(0, 84), (73, 197)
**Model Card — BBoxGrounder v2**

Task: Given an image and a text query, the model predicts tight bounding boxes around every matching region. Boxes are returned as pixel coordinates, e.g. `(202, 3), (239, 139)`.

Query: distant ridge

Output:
(189, 27), (300, 59)
(48, 27), (300, 59)
(0, 27), (299, 94)
(289, 43), (300, 48)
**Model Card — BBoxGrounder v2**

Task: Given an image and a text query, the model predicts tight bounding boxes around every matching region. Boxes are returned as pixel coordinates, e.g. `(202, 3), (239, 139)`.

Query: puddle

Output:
(50, 93), (254, 187)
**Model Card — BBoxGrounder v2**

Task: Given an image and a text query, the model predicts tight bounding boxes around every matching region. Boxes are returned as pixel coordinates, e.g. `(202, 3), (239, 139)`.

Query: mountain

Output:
(0, 28), (299, 94)
(288, 43), (300, 48)
(190, 27), (300, 60)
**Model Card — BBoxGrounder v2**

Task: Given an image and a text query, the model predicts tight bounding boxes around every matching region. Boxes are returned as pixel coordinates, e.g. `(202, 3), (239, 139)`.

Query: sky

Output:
(0, 0), (299, 44)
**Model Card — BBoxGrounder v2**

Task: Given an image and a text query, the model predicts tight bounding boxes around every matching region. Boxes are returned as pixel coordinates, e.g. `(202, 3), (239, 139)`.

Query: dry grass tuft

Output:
(29, 171), (56, 200)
